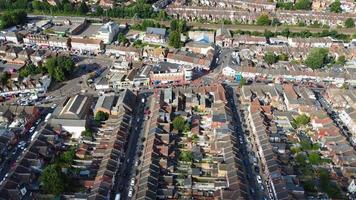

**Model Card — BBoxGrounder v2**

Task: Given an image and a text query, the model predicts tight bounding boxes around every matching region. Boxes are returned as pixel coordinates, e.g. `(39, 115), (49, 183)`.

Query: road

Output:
(112, 91), (152, 200)
(0, 107), (52, 185)
(44, 55), (112, 106)
(28, 14), (356, 35)
(314, 91), (355, 147)
(224, 85), (265, 199)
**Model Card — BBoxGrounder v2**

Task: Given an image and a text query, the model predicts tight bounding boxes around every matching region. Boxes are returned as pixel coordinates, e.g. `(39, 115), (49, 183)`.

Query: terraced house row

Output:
(134, 85), (248, 199)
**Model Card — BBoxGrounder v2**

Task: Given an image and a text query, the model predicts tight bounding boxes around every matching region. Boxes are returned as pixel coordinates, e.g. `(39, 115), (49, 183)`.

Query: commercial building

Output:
(70, 38), (104, 52)
(95, 22), (120, 44)
(51, 95), (92, 138)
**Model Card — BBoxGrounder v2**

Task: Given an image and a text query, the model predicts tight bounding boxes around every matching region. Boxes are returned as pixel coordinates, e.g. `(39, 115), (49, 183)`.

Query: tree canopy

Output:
(95, 111), (109, 122)
(44, 56), (75, 82)
(292, 114), (310, 128)
(39, 164), (65, 195)
(304, 48), (330, 69)
(172, 116), (187, 132)
(179, 150), (193, 162)
(345, 18), (355, 28)
(264, 52), (278, 65)
(330, 0), (342, 13)
(170, 19), (187, 33)
(295, 0), (312, 10)
(0, 10), (27, 29)
(19, 64), (43, 78)
(256, 14), (271, 26)
(168, 31), (181, 49)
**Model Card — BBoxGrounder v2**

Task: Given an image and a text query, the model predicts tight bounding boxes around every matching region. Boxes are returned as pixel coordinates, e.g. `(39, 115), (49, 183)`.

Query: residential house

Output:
(143, 27), (167, 44)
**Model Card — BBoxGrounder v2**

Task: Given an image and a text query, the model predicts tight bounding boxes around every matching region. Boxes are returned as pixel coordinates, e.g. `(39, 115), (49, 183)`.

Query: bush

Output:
(179, 151), (193, 162)
(95, 111), (109, 122)
(256, 14), (271, 26)
(264, 52), (279, 65)
(345, 18), (355, 28)
(173, 116), (188, 132)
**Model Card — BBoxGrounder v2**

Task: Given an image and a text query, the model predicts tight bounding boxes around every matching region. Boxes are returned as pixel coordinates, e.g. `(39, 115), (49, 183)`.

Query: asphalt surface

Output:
(225, 85), (265, 199)
(112, 91), (152, 200)
(314, 91), (354, 147)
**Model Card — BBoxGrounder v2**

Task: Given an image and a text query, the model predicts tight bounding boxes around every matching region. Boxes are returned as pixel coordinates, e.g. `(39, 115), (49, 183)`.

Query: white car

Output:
(128, 188), (133, 198)
(256, 175), (262, 184)
(130, 178), (135, 186)
(29, 127), (35, 133)
(51, 104), (57, 109)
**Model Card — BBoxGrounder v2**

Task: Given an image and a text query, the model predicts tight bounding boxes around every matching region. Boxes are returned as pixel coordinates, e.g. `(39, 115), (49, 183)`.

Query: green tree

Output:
(295, 0), (312, 10)
(308, 152), (321, 165)
(81, 128), (93, 138)
(96, 6), (104, 16)
(330, 0), (342, 13)
(0, 72), (10, 85)
(264, 52), (278, 65)
(0, 10), (27, 29)
(295, 153), (307, 166)
(170, 19), (179, 31)
(278, 53), (289, 61)
(319, 169), (342, 198)
(336, 55), (346, 65)
(168, 31), (181, 48)
(59, 148), (76, 165)
(39, 164), (65, 195)
(292, 114), (311, 128)
(44, 56), (75, 82)
(95, 111), (109, 122)
(281, 28), (290, 38)
(118, 33), (129, 44)
(345, 18), (355, 28)
(179, 151), (193, 162)
(157, 10), (168, 21)
(239, 78), (247, 87)
(172, 116), (186, 132)
(304, 48), (329, 69)
(256, 14), (271, 26)
(271, 18), (281, 26)
(77, 2), (89, 14)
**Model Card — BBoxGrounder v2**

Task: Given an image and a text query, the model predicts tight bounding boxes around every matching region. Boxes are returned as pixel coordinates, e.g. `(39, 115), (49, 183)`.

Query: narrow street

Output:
(224, 84), (264, 199)
(112, 91), (153, 200)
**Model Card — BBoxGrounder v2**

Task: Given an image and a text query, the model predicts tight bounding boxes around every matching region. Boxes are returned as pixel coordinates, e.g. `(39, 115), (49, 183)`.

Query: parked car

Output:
(128, 188), (133, 198)
(130, 178), (135, 186)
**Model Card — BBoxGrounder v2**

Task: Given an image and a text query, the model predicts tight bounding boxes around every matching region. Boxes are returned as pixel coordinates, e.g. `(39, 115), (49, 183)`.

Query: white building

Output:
(96, 22), (120, 44)
(222, 66), (237, 77)
(1, 32), (22, 44)
(70, 38), (103, 52)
